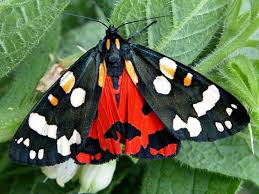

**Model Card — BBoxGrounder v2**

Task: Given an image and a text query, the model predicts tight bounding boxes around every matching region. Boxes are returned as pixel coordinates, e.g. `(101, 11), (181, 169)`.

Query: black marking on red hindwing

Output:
(132, 128), (180, 159)
(142, 101), (152, 115)
(104, 122), (141, 143)
(75, 138), (117, 164)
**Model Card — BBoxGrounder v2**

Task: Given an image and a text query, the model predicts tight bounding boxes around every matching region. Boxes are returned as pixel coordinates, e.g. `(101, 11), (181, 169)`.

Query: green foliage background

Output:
(0, 0), (258, 193)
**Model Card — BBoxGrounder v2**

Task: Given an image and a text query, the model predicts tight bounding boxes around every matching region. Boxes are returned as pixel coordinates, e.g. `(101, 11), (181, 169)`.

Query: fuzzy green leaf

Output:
(141, 160), (240, 194)
(110, 0), (227, 64)
(0, 0), (69, 78)
(0, 20), (61, 143)
(196, 0), (259, 73)
(59, 21), (105, 58)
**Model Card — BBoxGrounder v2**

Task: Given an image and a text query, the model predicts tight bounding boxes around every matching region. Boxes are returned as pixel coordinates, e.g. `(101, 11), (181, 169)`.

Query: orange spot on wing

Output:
(60, 72), (75, 94)
(125, 60), (138, 84)
(106, 39), (110, 50)
(184, 73), (193, 86)
(48, 94), (58, 106)
(98, 61), (107, 87)
(115, 38), (120, 49)
(159, 63), (176, 79)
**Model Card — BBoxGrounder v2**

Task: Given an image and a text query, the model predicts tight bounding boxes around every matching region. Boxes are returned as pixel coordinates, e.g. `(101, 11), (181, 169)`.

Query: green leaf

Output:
(0, 19), (61, 143)
(0, 0), (69, 78)
(95, 0), (118, 18)
(62, 0), (106, 33)
(236, 181), (259, 194)
(196, 0), (259, 74)
(110, 0), (228, 64)
(141, 160), (240, 194)
(0, 171), (78, 194)
(59, 21), (105, 58)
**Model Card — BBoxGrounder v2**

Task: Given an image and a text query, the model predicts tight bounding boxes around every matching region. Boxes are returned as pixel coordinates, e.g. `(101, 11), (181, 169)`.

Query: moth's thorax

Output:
(102, 30), (128, 94)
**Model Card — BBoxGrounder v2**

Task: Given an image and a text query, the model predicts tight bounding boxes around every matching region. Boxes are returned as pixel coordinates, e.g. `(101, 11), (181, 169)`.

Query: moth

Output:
(9, 18), (250, 166)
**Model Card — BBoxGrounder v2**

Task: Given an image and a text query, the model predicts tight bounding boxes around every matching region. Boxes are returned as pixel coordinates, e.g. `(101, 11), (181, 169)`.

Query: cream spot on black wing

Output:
(29, 150), (36, 159)
(57, 136), (71, 156)
(231, 104), (238, 109)
(23, 138), (30, 147)
(193, 85), (220, 117)
(17, 137), (23, 144)
(225, 120), (232, 129)
(69, 129), (81, 145)
(28, 113), (57, 139)
(153, 75), (171, 95)
(226, 107), (233, 116)
(173, 115), (202, 137)
(215, 122), (224, 132)
(38, 149), (44, 160)
(70, 88), (86, 108)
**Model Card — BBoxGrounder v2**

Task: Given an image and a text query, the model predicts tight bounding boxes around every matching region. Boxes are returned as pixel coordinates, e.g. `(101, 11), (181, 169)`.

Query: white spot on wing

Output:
(193, 85), (220, 117)
(17, 137), (23, 144)
(173, 115), (202, 137)
(215, 122), (224, 132)
(29, 113), (57, 139)
(69, 130), (81, 145)
(153, 75), (171, 95)
(30, 150), (36, 159)
(23, 138), (30, 147)
(226, 107), (233, 116)
(225, 120), (232, 129)
(56, 130), (82, 157)
(187, 117), (202, 137)
(231, 104), (237, 109)
(57, 136), (71, 156)
(70, 88), (86, 108)
(173, 115), (187, 130)
(38, 149), (44, 160)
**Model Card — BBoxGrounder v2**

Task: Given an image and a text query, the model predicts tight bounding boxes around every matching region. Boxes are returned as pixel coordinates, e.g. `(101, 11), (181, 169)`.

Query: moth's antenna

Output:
(115, 15), (170, 30)
(63, 12), (109, 28)
(127, 20), (157, 41)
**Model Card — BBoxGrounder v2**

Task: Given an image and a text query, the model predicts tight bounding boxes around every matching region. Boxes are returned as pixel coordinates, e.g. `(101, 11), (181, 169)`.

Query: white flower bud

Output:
(79, 160), (116, 193)
(41, 158), (79, 187)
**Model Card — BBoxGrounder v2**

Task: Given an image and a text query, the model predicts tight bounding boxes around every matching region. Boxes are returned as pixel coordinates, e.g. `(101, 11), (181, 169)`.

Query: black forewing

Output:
(130, 44), (250, 141)
(9, 47), (102, 166)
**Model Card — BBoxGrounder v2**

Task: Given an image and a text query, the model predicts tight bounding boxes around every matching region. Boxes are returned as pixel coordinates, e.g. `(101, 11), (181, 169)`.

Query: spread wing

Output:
(129, 44), (250, 141)
(9, 48), (105, 166)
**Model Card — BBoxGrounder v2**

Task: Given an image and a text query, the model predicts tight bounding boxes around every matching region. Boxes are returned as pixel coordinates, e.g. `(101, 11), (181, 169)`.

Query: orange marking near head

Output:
(115, 38), (120, 49)
(106, 39), (111, 50)
(184, 73), (193, 86)
(98, 61), (107, 87)
(48, 94), (59, 106)
(125, 60), (138, 84)
(60, 71), (75, 94)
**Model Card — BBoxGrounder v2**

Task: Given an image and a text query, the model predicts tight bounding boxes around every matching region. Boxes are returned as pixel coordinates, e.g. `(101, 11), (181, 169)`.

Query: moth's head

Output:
(104, 26), (121, 50)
